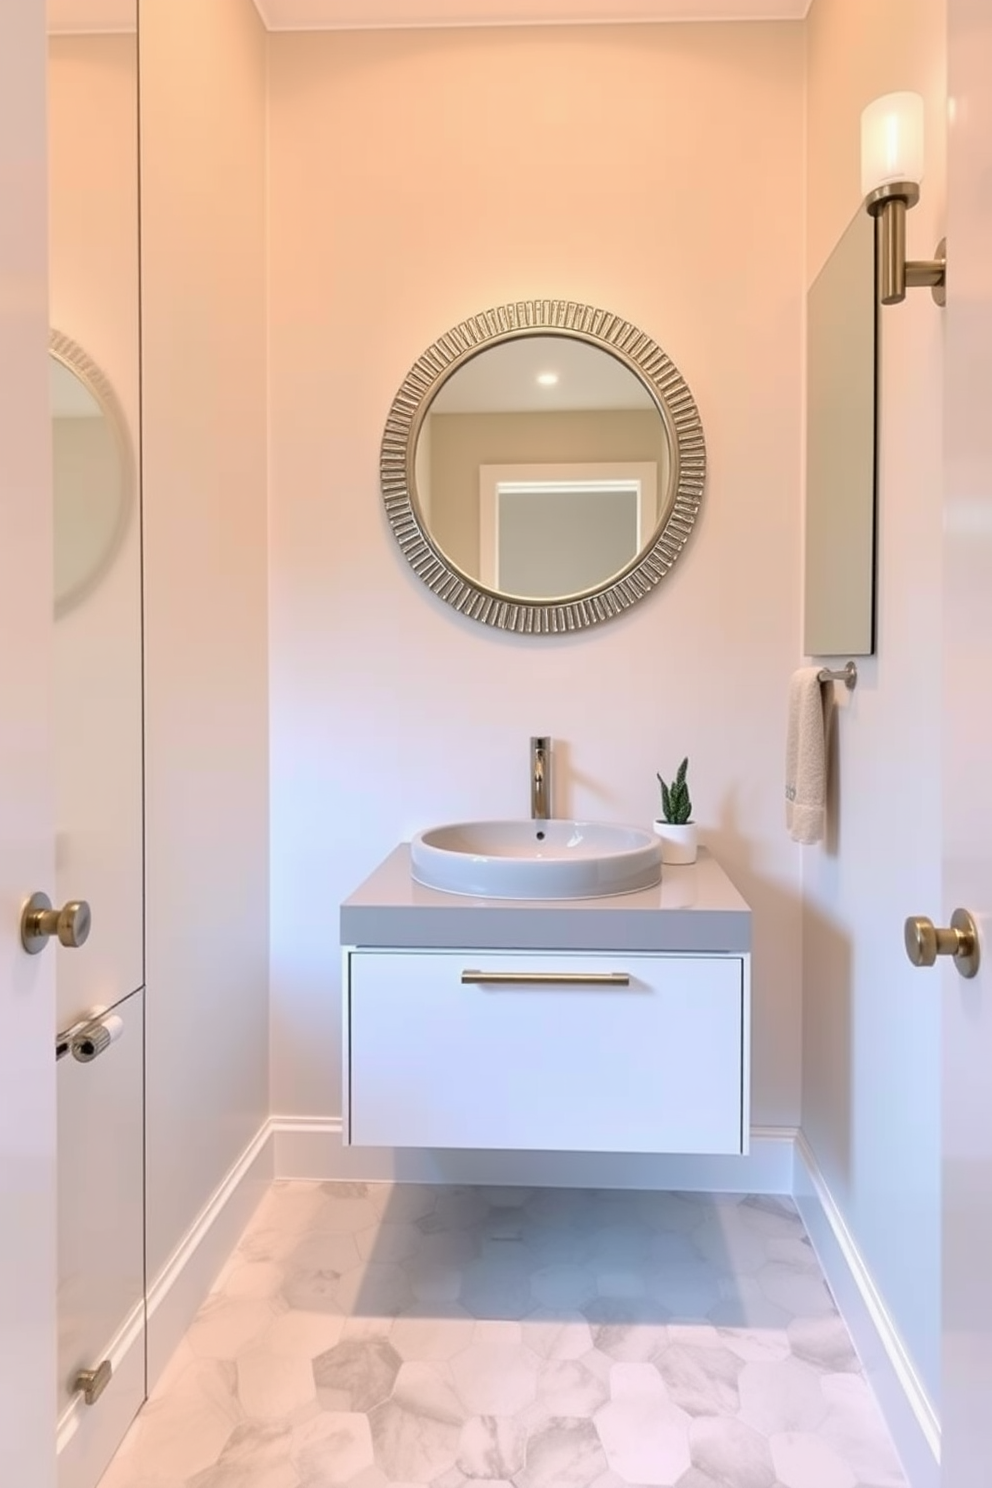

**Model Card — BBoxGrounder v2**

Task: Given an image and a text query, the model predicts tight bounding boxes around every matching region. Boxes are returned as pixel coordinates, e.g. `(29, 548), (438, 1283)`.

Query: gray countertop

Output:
(340, 845), (751, 953)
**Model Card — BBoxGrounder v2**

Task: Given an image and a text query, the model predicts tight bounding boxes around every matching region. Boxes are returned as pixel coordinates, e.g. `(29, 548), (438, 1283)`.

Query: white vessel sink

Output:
(410, 819), (662, 900)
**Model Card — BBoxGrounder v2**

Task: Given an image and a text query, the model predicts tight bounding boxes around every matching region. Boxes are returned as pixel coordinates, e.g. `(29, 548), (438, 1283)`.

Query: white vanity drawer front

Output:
(347, 951), (745, 1154)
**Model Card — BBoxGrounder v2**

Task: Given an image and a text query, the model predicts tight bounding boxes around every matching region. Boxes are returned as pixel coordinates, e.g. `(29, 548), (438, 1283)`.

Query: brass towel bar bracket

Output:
(817, 661), (858, 691)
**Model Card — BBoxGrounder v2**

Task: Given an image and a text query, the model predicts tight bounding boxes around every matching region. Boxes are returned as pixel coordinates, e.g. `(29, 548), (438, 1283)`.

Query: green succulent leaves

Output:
(657, 756), (692, 825)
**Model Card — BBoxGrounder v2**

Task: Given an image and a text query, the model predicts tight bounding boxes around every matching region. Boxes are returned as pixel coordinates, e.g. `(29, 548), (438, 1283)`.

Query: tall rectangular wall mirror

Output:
(804, 207), (879, 658)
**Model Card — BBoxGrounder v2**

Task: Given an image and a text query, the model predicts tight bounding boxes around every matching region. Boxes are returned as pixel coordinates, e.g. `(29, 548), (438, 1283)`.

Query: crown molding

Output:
(48, 0), (135, 34)
(254, 0), (810, 31)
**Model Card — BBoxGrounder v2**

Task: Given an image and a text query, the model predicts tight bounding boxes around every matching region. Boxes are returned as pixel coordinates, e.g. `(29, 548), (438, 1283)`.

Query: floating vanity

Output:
(340, 845), (751, 1158)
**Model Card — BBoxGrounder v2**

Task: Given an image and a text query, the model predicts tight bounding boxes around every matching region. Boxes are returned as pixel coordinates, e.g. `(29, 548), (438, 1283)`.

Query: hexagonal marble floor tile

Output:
(531, 1261), (598, 1310)
(289, 1409), (374, 1483)
(186, 1296), (282, 1359)
(756, 1260), (838, 1319)
(593, 1361), (692, 1484)
(237, 1346), (317, 1420)
(450, 1322), (539, 1415)
(520, 1355), (611, 1423)
(310, 1184), (382, 1235)
(771, 1431), (858, 1488)
(391, 1305), (476, 1361)
(95, 1183), (907, 1488)
(515, 1415), (610, 1488)
(256, 1306), (345, 1361)
(654, 1336), (744, 1417)
(738, 1355), (830, 1437)
(582, 1296), (671, 1363)
(688, 1415), (778, 1487)
(456, 1414), (527, 1480)
(817, 1373), (907, 1486)
(787, 1314), (862, 1375)
(118, 1359), (243, 1481)
(458, 1254), (536, 1321)
(521, 1310), (596, 1361)
(367, 1386), (462, 1482)
(312, 1336), (402, 1412)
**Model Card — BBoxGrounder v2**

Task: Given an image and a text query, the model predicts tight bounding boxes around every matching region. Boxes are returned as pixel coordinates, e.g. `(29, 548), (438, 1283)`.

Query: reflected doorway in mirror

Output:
(479, 461), (659, 599)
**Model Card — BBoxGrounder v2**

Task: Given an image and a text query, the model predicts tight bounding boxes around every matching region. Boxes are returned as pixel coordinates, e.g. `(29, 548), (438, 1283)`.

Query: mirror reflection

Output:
(414, 335), (673, 601)
(383, 301), (705, 634)
(50, 339), (132, 617)
(47, 0), (144, 1458)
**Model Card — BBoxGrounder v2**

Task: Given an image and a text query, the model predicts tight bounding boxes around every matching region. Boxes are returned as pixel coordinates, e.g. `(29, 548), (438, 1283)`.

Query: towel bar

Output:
(817, 661), (858, 690)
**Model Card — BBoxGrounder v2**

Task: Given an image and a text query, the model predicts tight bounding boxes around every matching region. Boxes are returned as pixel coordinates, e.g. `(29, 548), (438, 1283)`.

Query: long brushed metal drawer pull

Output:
(461, 970), (631, 987)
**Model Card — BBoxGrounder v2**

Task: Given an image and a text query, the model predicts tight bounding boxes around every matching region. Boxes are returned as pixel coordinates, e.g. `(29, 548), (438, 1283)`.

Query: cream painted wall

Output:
(803, 0), (944, 1412)
(140, 0), (270, 1306)
(268, 23), (806, 1126)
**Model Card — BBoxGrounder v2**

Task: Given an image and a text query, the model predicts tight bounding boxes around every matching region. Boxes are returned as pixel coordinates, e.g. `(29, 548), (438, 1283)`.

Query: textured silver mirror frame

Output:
(50, 329), (136, 619)
(381, 299), (706, 634)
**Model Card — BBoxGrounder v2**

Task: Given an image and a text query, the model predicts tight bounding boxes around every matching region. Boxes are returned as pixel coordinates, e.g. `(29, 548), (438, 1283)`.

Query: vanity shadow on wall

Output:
(804, 208), (879, 658)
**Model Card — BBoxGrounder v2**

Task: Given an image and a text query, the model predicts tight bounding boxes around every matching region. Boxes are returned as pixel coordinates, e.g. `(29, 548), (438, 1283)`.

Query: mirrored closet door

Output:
(48, 4), (145, 1485)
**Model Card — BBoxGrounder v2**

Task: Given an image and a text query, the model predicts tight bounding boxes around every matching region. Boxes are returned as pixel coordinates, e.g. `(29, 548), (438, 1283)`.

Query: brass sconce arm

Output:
(865, 180), (947, 306)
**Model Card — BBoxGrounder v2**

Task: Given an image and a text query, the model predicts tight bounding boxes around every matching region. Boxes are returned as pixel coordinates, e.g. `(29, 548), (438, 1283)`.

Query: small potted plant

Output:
(655, 756), (698, 864)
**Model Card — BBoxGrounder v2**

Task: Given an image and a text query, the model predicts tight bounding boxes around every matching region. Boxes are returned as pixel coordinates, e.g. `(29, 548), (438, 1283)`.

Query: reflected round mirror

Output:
(382, 301), (706, 633)
(50, 330), (134, 618)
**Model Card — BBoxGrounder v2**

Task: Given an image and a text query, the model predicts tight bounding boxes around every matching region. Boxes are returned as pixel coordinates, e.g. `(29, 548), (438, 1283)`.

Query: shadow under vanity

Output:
(341, 847), (751, 1158)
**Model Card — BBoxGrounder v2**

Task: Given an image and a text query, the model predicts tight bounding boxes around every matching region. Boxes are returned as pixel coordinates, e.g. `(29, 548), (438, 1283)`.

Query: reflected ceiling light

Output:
(860, 91), (946, 306)
(536, 372), (559, 386)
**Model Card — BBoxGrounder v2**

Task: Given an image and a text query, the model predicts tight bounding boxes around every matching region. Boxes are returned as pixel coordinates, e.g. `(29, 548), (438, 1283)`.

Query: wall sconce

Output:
(860, 91), (946, 306)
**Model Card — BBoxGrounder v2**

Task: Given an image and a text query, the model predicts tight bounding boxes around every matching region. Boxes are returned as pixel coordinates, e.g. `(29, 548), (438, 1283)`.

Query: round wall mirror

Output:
(381, 300), (706, 633)
(50, 330), (134, 618)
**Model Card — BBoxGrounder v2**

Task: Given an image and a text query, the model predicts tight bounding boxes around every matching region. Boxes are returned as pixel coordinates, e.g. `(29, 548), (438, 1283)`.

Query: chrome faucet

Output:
(531, 736), (552, 820)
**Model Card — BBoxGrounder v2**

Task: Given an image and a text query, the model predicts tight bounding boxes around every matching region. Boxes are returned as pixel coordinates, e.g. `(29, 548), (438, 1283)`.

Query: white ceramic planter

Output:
(653, 820), (698, 865)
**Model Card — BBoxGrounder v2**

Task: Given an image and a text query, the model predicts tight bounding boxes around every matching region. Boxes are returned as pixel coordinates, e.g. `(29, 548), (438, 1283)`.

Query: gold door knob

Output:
(20, 892), (92, 955)
(904, 908), (980, 979)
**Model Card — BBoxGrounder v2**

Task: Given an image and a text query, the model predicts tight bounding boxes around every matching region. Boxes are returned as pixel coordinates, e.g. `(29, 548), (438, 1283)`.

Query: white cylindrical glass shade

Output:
(860, 91), (925, 196)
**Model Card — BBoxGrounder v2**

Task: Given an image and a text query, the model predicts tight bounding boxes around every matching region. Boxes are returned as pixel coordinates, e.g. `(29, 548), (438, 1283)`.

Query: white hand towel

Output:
(786, 667), (828, 845)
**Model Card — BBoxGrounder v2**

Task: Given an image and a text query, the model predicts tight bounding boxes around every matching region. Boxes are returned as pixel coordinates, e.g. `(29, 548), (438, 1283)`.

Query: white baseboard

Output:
(270, 1115), (797, 1193)
(145, 1120), (273, 1392)
(793, 1132), (939, 1488)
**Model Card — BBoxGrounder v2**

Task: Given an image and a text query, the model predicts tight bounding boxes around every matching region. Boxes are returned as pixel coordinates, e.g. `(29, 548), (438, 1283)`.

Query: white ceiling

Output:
(255, 0), (810, 29)
(430, 336), (655, 415)
(48, 0), (809, 36)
